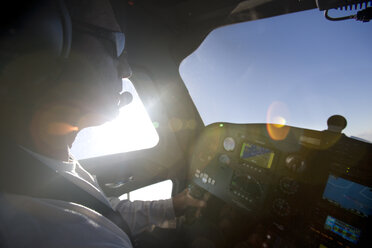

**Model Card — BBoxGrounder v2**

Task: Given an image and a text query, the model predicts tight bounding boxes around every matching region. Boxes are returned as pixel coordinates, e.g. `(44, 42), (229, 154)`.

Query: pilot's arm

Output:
(114, 189), (206, 235)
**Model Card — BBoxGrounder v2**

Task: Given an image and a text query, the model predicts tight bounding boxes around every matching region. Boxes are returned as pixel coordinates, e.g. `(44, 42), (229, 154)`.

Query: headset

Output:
(0, 0), (128, 100)
(0, 0), (71, 94)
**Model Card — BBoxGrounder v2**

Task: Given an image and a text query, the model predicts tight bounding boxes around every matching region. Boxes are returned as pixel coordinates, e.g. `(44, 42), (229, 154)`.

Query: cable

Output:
(325, 7), (372, 22)
(324, 9), (355, 21)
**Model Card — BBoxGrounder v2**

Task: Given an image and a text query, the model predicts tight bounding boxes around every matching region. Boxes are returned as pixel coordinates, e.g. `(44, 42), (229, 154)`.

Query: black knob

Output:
(327, 115), (347, 133)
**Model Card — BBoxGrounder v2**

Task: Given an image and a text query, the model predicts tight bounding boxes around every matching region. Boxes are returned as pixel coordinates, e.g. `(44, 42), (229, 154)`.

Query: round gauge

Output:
(231, 174), (263, 199)
(279, 177), (299, 195)
(223, 137), (236, 151)
(219, 154), (231, 165)
(285, 154), (306, 173)
(272, 198), (290, 217)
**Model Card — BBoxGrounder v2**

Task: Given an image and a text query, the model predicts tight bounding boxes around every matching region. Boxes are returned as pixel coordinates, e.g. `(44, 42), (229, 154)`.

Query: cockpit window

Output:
(71, 79), (159, 159)
(180, 9), (372, 142)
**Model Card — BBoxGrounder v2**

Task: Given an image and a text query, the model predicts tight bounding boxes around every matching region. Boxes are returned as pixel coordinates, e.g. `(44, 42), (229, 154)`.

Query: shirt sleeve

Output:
(114, 199), (176, 235)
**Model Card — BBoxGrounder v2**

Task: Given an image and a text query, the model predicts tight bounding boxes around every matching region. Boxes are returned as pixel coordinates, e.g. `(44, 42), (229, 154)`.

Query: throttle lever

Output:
(184, 183), (209, 224)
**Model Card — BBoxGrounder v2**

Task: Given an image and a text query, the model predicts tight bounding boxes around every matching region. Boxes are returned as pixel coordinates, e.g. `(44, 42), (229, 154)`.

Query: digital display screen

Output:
(240, 143), (275, 169)
(324, 215), (361, 244)
(322, 175), (372, 217)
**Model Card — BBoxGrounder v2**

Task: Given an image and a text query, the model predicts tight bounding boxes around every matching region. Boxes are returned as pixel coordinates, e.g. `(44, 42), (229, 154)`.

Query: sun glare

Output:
(273, 116), (286, 127)
(121, 180), (173, 201)
(71, 79), (159, 160)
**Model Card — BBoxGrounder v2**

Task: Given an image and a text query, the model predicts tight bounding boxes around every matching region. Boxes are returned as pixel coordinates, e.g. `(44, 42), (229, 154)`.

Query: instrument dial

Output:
(279, 177), (299, 195)
(272, 198), (290, 216)
(223, 137), (236, 151)
(231, 173), (263, 200)
(285, 154), (306, 173)
(219, 154), (231, 165)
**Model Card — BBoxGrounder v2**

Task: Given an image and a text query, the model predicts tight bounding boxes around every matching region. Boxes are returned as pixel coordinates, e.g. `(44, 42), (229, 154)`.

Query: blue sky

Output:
(180, 9), (372, 141)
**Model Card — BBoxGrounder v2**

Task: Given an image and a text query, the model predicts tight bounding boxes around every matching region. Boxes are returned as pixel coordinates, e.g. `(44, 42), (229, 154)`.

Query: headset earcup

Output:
(0, 0), (71, 88)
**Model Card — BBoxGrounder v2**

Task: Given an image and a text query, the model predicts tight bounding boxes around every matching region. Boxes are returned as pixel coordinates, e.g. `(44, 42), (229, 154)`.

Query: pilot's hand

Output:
(172, 188), (208, 217)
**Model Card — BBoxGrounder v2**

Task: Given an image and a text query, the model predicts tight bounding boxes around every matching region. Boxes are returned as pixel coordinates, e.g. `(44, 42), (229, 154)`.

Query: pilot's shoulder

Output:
(0, 193), (131, 248)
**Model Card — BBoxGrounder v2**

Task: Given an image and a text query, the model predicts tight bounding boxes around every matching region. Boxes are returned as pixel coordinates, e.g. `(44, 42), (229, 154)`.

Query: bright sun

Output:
(71, 79), (159, 160)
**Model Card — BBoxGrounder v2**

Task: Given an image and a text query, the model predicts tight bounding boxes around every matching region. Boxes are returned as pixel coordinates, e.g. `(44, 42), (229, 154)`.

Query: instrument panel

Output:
(188, 123), (372, 247)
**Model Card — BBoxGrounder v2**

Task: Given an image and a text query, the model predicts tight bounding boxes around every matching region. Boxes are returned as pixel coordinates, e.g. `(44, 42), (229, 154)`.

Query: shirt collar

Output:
(20, 146), (76, 172)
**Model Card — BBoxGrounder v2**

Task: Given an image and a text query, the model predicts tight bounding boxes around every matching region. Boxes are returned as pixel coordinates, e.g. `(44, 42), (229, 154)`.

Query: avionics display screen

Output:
(324, 215), (361, 244)
(240, 143), (275, 169)
(322, 175), (372, 217)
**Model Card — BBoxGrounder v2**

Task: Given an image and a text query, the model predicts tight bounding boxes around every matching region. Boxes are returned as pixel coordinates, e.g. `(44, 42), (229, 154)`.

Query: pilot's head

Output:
(50, 23), (132, 128)
(0, 0), (131, 159)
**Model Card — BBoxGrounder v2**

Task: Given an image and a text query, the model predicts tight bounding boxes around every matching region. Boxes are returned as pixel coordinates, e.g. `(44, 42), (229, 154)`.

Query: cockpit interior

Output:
(1, 0), (371, 247)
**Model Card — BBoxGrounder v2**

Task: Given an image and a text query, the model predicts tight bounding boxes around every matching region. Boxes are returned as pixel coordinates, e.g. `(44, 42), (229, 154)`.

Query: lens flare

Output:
(192, 126), (224, 171)
(272, 116), (286, 127)
(168, 118), (183, 132)
(168, 118), (197, 132)
(266, 102), (290, 140)
(47, 122), (79, 135)
(186, 120), (197, 130)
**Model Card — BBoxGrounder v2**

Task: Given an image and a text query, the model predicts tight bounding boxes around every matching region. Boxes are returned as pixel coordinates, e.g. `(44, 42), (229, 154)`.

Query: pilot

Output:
(0, 0), (205, 247)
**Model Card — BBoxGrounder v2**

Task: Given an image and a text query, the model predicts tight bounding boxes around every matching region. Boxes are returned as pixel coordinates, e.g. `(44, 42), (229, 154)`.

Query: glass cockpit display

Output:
(322, 175), (372, 218)
(324, 215), (361, 244)
(240, 142), (275, 169)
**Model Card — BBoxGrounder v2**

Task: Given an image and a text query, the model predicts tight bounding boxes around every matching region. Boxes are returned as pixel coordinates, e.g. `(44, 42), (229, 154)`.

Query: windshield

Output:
(180, 9), (372, 142)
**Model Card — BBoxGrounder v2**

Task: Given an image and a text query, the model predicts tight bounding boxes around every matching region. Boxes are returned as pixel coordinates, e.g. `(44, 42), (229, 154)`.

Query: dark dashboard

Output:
(187, 122), (372, 248)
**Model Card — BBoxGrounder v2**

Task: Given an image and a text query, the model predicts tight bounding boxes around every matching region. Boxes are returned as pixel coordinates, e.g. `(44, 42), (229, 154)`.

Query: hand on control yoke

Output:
(172, 188), (208, 217)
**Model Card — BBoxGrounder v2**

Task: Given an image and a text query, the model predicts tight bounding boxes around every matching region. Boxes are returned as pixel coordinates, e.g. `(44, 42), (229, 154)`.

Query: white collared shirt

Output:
(1, 147), (176, 247)
(22, 147), (113, 208)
